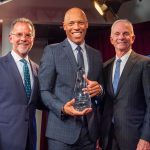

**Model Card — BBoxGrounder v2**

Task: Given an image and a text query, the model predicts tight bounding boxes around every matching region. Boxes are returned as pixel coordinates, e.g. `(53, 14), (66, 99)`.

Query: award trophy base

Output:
(74, 93), (91, 111)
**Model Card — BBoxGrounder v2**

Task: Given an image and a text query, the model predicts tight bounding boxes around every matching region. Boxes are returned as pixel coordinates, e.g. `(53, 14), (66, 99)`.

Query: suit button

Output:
(25, 118), (29, 122)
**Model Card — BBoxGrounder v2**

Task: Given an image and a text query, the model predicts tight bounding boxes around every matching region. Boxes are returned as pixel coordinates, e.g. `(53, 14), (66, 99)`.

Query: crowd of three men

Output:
(0, 6), (150, 150)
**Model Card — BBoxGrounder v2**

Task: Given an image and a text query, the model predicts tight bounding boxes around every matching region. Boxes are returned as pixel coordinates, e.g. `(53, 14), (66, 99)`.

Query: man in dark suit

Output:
(0, 18), (43, 150)
(38, 7), (103, 150)
(100, 19), (150, 150)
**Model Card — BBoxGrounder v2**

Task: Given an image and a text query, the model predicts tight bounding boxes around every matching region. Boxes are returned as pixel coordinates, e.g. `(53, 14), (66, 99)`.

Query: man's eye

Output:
(114, 33), (120, 36)
(68, 22), (74, 26)
(78, 21), (85, 25)
(124, 32), (130, 36)
(26, 34), (32, 37)
(16, 33), (23, 37)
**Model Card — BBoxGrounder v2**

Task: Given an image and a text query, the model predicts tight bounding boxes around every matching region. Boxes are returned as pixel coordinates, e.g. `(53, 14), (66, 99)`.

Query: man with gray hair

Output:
(0, 17), (43, 150)
(100, 19), (150, 150)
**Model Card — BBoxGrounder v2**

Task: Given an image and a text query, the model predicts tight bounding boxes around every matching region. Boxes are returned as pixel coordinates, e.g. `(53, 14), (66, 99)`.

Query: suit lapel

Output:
(116, 51), (137, 95)
(109, 60), (115, 96)
(29, 60), (38, 103)
(5, 53), (27, 101)
(62, 39), (78, 73)
(6, 53), (38, 104)
(105, 57), (115, 96)
(86, 45), (93, 79)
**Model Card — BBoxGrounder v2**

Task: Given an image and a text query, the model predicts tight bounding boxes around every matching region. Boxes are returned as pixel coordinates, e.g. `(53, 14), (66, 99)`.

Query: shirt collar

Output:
(67, 38), (85, 52)
(115, 49), (132, 62)
(11, 50), (29, 63)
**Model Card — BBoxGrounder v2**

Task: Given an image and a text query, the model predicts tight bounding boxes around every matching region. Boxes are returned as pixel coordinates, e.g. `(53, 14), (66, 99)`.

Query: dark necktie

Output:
(113, 59), (122, 94)
(76, 45), (85, 69)
(20, 59), (31, 99)
(76, 46), (87, 125)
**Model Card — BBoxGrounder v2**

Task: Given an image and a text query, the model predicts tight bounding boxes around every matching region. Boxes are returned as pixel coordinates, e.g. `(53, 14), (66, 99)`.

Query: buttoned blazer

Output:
(0, 52), (41, 150)
(100, 51), (150, 150)
(39, 39), (103, 144)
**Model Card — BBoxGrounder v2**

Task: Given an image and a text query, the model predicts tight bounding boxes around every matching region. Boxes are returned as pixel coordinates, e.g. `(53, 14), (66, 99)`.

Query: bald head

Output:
(63, 7), (88, 45)
(64, 7), (87, 23)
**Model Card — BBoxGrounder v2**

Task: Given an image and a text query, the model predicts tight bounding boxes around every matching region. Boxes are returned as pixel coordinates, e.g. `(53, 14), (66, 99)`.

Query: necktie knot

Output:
(20, 58), (27, 64)
(117, 59), (122, 64)
(76, 45), (82, 52)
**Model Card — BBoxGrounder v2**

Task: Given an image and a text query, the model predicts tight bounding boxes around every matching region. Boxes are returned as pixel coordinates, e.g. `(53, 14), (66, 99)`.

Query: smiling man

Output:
(39, 7), (103, 150)
(0, 18), (44, 150)
(100, 19), (150, 150)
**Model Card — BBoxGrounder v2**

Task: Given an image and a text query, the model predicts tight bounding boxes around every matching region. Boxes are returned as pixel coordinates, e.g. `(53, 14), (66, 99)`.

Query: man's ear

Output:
(9, 34), (13, 43)
(63, 22), (66, 31)
(110, 36), (113, 45)
(86, 22), (88, 29)
(131, 35), (135, 44)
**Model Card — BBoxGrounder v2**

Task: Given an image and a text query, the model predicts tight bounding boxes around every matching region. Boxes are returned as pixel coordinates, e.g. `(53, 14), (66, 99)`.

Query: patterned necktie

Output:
(76, 45), (85, 69)
(76, 46), (87, 124)
(113, 59), (122, 94)
(20, 59), (31, 100)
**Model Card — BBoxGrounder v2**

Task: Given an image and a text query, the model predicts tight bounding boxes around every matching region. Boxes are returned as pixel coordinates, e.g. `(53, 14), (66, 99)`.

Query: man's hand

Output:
(62, 99), (92, 116)
(136, 139), (150, 150)
(83, 75), (103, 97)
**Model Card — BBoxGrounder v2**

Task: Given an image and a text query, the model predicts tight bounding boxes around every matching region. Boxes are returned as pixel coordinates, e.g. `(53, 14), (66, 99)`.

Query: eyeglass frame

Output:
(10, 32), (34, 39)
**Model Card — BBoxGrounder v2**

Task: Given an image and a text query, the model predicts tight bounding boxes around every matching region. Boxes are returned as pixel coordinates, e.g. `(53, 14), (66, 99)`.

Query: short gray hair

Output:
(10, 18), (35, 37)
(111, 19), (134, 36)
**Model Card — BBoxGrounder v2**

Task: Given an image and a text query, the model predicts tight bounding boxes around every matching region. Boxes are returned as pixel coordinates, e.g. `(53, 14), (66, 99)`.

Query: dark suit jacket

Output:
(0, 52), (42, 150)
(100, 51), (150, 150)
(39, 39), (103, 144)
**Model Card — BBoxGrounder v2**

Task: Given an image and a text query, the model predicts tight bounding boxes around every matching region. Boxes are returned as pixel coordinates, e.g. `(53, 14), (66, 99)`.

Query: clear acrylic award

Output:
(73, 68), (91, 111)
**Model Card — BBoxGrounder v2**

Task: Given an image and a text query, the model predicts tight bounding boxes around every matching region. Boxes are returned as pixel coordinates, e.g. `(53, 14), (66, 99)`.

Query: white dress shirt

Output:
(11, 51), (33, 88)
(112, 49), (132, 82)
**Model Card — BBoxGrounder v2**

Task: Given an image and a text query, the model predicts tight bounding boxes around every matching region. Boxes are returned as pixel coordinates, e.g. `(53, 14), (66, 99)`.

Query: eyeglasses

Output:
(11, 33), (33, 39)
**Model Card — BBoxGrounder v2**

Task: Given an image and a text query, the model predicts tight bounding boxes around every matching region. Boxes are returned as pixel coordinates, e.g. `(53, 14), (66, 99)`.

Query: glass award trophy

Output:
(73, 68), (91, 111)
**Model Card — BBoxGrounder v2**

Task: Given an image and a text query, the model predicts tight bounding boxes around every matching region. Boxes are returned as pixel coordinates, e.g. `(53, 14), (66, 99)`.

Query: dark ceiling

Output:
(0, 0), (150, 43)
(0, 0), (150, 25)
